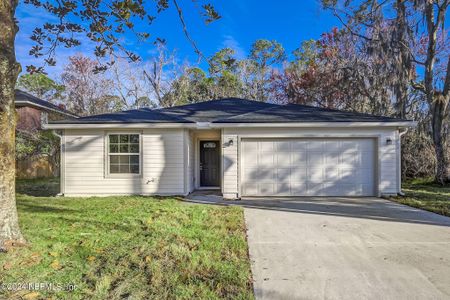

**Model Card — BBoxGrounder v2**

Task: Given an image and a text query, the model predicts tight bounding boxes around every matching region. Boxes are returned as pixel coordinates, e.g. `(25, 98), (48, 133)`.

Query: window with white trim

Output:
(108, 134), (140, 174)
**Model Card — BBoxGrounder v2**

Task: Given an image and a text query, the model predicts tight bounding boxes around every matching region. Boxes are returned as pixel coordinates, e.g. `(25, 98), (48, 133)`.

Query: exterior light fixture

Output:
(386, 138), (392, 145)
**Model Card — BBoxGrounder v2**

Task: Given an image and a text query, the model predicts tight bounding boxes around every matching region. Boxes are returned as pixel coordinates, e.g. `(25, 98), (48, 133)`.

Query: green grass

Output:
(1, 181), (253, 299)
(390, 178), (450, 217)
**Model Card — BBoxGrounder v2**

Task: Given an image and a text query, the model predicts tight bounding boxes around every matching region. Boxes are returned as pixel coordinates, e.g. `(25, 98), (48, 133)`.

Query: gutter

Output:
(52, 130), (64, 197)
(397, 127), (410, 196)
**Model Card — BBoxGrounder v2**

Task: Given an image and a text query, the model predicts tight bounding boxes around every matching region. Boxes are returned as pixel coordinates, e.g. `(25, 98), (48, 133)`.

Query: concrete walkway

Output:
(243, 197), (450, 300)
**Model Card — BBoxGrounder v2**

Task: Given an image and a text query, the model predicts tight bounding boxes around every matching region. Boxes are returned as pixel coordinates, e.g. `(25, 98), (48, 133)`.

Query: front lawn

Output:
(1, 185), (253, 299)
(390, 178), (450, 217)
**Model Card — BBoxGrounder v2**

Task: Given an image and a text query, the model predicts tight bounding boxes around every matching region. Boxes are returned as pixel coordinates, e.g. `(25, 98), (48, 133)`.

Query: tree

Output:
(143, 42), (182, 107)
(322, 0), (450, 183)
(61, 54), (122, 116)
(110, 59), (154, 109)
(244, 39), (286, 100)
(411, 1), (450, 184)
(0, 0), (220, 250)
(16, 73), (65, 102)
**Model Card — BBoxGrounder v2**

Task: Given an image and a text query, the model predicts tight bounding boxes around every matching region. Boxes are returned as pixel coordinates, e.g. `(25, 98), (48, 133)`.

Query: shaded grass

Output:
(15, 178), (60, 197)
(1, 190), (253, 299)
(390, 178), (450, 217)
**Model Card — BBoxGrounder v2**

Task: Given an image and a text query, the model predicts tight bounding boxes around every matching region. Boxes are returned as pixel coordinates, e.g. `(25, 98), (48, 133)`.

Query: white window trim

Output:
(105, 131), (143, 178)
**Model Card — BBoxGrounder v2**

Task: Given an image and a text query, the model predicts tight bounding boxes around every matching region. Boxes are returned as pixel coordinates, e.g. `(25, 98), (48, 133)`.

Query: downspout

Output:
(397, 127), (409, 196)
(53, 130), (64, 197)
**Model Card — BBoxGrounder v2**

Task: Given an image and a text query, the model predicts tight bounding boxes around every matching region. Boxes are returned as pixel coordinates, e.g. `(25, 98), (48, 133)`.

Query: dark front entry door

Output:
(200, 141), (220, 187)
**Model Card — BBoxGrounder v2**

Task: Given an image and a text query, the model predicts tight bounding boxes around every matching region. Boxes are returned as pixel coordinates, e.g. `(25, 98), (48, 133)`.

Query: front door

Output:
(200, 141), (220, 187)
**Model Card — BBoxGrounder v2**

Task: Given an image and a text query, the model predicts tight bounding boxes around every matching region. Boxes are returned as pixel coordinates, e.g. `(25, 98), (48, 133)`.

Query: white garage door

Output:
(241, 138), (376, 196)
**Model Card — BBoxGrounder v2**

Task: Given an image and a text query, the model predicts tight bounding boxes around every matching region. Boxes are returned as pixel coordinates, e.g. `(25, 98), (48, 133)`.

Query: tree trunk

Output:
(431, 95), (449, 184)
(0, 0), (25, 250)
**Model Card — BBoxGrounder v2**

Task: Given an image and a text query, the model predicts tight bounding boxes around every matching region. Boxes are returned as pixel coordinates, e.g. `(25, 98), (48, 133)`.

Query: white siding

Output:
(63, 128), (187, 196)
(222, 127), (400, 198)
(186, 130), (195, 193)
(222, 133), (238, 199)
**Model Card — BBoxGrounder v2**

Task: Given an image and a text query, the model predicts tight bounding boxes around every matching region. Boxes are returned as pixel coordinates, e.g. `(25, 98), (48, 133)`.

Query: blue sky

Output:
(15, 1), (339, 79)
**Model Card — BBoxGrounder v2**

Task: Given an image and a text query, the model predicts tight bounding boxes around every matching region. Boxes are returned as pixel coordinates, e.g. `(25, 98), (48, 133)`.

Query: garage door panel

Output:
(308, 141), (325, 152)
(276, 168), (291, 181)
(291, 152), (307, 165)
(324, 140), (341, 149)
(275, 183), (291, 196)
(291, 141), (308, 151)
(339, 168), (360, 183)
(241, 138), (376, 197)
(275, 153), (292, 167)
(259, 183), (275, 195)
(308, 152), (325, 165)
(242, 183), (258, 195)
(275, 141), (291, 152)
(308, 168), (325, 183)
(259, 141), (275, 152)
(324, 168), (340, 181)
(258, 153), (275, 167)
(243, 167), (275, 181)
(291, 168), (307, 181)
(325, 153), (340, 166)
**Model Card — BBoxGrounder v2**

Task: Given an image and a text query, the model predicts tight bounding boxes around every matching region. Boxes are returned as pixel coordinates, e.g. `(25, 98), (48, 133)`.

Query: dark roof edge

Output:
(15, 89), (78, 118)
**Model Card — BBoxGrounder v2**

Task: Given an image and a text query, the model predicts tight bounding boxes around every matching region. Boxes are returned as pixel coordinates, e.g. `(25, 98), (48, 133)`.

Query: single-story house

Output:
(45, 98), (415, 199)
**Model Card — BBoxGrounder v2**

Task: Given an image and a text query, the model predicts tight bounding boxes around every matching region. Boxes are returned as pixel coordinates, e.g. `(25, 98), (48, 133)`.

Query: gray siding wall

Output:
(62, 128), (186, 196)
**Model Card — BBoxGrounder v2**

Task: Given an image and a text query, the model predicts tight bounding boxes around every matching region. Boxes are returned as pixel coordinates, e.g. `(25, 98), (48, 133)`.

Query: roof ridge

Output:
(157, 97), (277, 111)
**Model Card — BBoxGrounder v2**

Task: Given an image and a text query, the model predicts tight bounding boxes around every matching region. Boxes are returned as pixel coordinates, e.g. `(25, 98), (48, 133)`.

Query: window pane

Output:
(119, 144), (129, 153)
(110, 165), (120, 173)
(130, 144), (139, 153)
(119, 165), (130, 173)
(110, 144), (119, 153)
(108, 134), (140, 175)
(109, 135), (118, 143)
(130, 155), (139, 164)
(119, 155), (130, 164)
(120, 135), (129, 143)
(130, 164), (139, 173)
(130, 135), (139, 143)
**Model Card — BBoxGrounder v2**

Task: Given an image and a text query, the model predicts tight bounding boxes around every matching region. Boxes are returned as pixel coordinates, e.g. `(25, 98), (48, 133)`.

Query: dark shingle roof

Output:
(50, 108), (191, 124)
(49, 98), (411, 124)
(212, 103), (406, 123)
(15, 89), (78, 118)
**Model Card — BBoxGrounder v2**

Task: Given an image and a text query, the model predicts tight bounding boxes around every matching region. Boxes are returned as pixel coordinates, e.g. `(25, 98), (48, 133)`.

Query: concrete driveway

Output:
(242, 197), (450, 300)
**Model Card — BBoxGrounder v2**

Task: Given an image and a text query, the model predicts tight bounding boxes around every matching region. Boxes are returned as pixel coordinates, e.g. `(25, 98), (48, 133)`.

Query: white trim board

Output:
(44, 121), (416, 130)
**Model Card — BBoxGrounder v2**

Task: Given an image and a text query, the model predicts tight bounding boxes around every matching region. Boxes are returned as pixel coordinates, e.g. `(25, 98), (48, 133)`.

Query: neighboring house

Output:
(45, 98), (415, 198)
(15, 89), (77, 131)
(15, 89), (78, 179)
